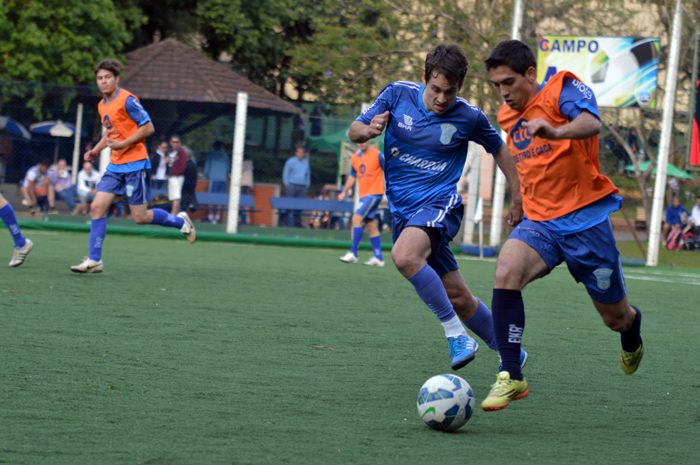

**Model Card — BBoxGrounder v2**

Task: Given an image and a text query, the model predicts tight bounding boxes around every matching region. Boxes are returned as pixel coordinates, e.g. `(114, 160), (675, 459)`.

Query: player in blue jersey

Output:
(1, 193), (33, 266)
(349, 43), (525, 370)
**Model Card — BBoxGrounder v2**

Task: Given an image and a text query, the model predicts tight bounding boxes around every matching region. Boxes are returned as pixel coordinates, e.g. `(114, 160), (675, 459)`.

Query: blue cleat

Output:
(448, 334), (479, 370)
(498, 348), (528, 372)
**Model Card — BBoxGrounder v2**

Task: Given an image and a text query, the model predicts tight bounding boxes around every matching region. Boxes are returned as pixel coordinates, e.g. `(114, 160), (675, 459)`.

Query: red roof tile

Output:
(121, 39), (301, 114)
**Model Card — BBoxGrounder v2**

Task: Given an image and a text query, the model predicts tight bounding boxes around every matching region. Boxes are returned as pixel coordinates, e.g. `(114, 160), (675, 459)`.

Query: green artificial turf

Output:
(1, 231), (699, 464)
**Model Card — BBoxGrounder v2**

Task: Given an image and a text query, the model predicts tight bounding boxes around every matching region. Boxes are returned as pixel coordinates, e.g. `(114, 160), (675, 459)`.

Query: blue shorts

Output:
(392, 195), (464, 277)
(97, 169), (152, 206)
(356, 195), (383, 220)
(509, 218), (626, 304)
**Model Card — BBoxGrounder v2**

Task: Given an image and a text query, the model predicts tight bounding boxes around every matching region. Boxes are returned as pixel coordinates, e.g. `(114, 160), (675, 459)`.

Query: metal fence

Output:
(1, 79), (698, 238)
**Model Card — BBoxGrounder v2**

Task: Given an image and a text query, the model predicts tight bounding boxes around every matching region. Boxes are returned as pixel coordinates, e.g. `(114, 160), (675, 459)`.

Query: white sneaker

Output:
(363, 256), (385, 267)
(70, 256), (103, 273)
(9, 239), (33, 267)
(339, 251), (358, 263)
(177, 211), (197, 243)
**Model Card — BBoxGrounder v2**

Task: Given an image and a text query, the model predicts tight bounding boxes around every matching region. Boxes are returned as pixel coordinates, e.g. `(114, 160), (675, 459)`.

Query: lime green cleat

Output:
(620, 337), (644, 374)
(481, 371), (529, 411)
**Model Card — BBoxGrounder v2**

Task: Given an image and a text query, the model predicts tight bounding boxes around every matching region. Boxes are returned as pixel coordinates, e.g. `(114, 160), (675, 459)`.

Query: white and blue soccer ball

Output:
(416, 374), (475, 432)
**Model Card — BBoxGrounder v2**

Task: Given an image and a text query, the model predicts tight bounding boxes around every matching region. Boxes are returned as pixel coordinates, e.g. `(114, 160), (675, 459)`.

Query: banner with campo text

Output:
(537, 36), (660, 108)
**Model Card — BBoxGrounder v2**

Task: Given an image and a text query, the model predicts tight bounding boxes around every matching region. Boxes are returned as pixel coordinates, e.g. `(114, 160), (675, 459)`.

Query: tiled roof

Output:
(121, 39), (301, 114)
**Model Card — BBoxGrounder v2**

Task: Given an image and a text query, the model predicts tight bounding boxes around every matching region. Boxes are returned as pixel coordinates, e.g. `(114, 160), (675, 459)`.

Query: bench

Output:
(269, 197), (354, 228)
(635, 207), (647, 231)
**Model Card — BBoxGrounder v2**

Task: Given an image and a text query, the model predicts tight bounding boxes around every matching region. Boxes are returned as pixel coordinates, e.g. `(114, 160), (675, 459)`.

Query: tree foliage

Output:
(0, 0), (132, 85)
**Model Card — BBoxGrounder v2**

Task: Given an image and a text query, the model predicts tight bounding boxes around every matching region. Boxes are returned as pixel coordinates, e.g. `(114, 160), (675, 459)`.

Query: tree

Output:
(0, 0), (132, 85)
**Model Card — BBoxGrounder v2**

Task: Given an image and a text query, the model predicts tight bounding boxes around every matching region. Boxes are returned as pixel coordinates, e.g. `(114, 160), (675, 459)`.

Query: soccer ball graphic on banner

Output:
(416, 374), (475, 431)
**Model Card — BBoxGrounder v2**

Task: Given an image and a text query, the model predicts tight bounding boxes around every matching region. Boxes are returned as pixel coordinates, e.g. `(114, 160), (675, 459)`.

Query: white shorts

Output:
(168, 176), (185, 200)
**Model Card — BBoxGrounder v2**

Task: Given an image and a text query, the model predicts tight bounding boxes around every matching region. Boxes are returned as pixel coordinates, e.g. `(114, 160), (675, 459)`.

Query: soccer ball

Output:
(416, 374), (475, 432)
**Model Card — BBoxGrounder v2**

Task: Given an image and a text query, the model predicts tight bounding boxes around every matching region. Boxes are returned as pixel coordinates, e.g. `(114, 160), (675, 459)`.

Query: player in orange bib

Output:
(338, 141), (386, 266)
(480, 40), (644, 411)
(71, 59), (196, 273)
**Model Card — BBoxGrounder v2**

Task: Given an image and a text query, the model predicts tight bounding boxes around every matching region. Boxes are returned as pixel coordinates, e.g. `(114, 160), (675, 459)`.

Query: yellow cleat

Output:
(620, 337), (644, 374)
(481, 371), (529, 411)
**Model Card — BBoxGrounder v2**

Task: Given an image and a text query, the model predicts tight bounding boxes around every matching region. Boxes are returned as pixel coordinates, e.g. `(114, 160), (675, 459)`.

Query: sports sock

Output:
(351, 227), (363, 255)
(407, 263), (460, 333)
(370, 235), (382, 260)
(492, 288), (525, 380)
(151, 208), (185, 229)
(462, 298), (498, 350)
(620, 305), (642, 352)
(0, 204), (26, 248)
(441, 315), (467, 338)
(89, 217), (107, 261)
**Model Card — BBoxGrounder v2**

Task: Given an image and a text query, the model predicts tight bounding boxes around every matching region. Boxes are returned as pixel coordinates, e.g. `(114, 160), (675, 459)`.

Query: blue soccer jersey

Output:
(357, 81), (503, 219)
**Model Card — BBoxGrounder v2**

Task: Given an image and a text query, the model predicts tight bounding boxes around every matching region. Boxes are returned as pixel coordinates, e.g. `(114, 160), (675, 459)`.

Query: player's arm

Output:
(84, 132), (109, 163)
(349, 111), (390, 143)
(492, 143), (523, 226)
(106, 122), (155, 151)
(522, 110), (600, 141)
(338, 175), (356, 201)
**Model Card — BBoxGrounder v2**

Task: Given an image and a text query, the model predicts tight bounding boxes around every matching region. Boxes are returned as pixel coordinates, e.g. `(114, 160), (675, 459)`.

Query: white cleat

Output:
(339, 251), (358, 263)
(177, 211), (197, 243)
(363, 256), (385, 267)
(70, 256), (103, 273)
(9, 239), (34, 267)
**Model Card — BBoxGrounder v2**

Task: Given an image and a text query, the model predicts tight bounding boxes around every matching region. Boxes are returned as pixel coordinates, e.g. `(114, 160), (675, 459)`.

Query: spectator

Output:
(168, 134), (187, 215)
(48, 158), (77, 214)
(663, 196), (689, 241)
(310, 106), (323, 136)
(238, 156), (254, 225)
(181, 147), (198, 215)
(688, 195), (700, 236)
(280, 143), (310, 228)
(203, 141), (230, 223)
(19, 160), (51, 214)
(150, 139), (169, 190)
(627, 128), (639, 155)
(76, 161), (100, 214)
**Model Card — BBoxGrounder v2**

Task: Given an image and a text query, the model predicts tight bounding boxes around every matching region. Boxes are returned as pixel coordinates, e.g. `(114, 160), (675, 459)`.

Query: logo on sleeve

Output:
(398, 114), (413, 131)
(510, 118), (531, 150)
(593, 268), (613, 290)
(440, 124), (457, 145)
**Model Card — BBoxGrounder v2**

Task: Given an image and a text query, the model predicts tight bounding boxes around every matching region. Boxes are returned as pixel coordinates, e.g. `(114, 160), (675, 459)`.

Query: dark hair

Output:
(484, 40), (537, 75)
(295, 141), (306, 151)
(170, 134), (181, 141)
(424, 43), (469, 88)
(39, 159), (51, 167)
(94, 59), (121, 77)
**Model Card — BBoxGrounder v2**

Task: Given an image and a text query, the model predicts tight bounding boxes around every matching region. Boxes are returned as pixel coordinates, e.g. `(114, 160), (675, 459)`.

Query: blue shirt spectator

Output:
(666, 198), (689, 226)
(204, 141), (230, 193)
(282, 148), (310, 188)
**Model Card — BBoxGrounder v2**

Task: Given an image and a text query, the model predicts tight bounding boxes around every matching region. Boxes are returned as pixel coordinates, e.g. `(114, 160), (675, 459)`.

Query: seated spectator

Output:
(663, 196), (690, 241)
(48, 159), (77, 214)
(19, 160), (51, 214)
(687, 195), (700, 236)
(76, 161), (100, 214)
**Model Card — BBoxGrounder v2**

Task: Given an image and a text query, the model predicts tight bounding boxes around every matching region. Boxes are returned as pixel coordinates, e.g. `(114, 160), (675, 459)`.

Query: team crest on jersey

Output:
(126, 184), (134, 197)
(593, 268), (613, 290)
(390, 146), (400, 157)
(359, 164), (366, 174)
(440, 124), (457, 145)
(103, 115), (113, 130)
(398, 114), (413, 131)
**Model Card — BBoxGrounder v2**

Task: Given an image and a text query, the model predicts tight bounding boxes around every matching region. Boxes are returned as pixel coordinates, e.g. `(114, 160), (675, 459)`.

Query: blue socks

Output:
(621, 305), (642, 352)
(151, 209), (185, 229)
(351, 227), (363, 255)
(407, 263), (456, 322)
(492, 288), (525, 380)
(462, 299), (498, 350)
(370, 235), (382, 260)
(0, 204), (26, 248)
(89, 218), (107, 261)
